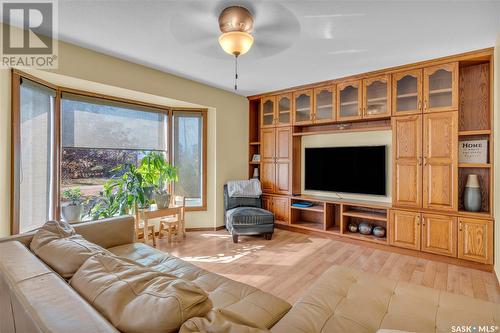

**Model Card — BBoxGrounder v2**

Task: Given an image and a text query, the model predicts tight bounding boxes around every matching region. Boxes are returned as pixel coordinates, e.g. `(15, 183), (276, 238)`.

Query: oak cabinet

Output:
(277, 94), (292, 126)
(262, 195), (289, 224)
(313, 86), (336, 124)
(421, 213), (457, 257)
(392, 112), (457, 212)
(261, 96), (276, 128)
(389, 210), (421, 250)
(392, 69), (423, 116)
(273, 196), (290, 224)
(337, 80), (362, 121)
(458, 218), (493, 264)
(392, 115), (422, 208)
(423, 62), (458, 113)
(363, 75), (391, 118)
(260, 127), (292, 195)
(423, 112), (458, 211)
(293, 89), (313, 125)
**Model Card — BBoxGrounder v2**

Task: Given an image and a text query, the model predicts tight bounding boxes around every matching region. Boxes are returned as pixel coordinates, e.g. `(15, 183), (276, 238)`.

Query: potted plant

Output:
(61, 187), (84, 223)
(138, 152), (178, 209)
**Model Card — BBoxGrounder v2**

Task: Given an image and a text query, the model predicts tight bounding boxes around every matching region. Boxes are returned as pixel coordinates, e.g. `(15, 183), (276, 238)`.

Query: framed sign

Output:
(459, 140), (487, 163)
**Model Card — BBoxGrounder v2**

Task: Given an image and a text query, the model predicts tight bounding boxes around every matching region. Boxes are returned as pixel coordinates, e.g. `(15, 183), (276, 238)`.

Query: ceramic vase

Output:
(464, 174), (481, 212)
(358, 222), (373, 235)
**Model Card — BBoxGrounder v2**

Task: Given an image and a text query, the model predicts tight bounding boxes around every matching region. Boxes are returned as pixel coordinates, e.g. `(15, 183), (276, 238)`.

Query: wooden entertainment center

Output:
(247, 48), (494, 269)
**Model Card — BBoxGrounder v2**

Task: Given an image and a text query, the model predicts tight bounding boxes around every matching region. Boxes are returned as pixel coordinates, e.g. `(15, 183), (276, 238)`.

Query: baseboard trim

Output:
(186, 226), (225, 232)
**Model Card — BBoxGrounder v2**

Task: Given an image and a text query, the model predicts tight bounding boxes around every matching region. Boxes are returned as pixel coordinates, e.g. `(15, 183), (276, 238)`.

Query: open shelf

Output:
(458, 210), (492, 219)
(344, 231), (387, 244)
(291, 220), (324, 231)
(291, 205), (324, 212)
(343, 210), (387, 221)
(458, 167), (490, 215)
(459, 130), (491, 136)
(249, 141), (261, 145)
(459, 163), (490, 168)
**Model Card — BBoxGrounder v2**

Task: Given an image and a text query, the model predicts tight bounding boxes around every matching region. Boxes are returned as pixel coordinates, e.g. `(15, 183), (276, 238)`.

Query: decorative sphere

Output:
(348, 223), (358, 233)
(373, 226), (386, 238)
(358, 222), (373, 235)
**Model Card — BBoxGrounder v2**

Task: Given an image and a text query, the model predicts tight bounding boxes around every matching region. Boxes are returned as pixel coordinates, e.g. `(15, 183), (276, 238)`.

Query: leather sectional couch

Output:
(0, 216), (498, 333)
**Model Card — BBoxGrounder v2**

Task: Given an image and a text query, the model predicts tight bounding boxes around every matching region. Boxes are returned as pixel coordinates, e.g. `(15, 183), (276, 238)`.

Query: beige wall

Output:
(301, 131), (392, 202)
(494, 34), (500, 279)
(0, 24), (248, 236)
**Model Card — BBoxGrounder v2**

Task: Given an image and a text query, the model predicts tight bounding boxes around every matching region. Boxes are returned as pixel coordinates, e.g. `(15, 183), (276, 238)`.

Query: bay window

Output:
(11, 71), (207, 234)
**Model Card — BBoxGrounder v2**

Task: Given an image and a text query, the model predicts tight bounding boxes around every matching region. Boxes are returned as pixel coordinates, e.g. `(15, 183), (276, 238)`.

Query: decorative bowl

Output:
(373, 226), (386, 238)
(348, 223), (358, 233)
(358, 222), (373, 235)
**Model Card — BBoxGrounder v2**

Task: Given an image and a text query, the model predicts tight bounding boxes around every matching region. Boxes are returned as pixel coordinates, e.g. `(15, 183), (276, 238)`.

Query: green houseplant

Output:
(138, 152), (178, 209)
(61, 187), (83, 223)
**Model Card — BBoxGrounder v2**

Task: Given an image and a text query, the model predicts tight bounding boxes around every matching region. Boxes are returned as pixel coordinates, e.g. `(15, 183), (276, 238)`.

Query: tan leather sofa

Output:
(1, 216), (499, 333)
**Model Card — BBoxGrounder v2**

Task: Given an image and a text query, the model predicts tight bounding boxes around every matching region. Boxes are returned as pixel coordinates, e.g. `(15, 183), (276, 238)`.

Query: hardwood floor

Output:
(156, 228), (500, 304)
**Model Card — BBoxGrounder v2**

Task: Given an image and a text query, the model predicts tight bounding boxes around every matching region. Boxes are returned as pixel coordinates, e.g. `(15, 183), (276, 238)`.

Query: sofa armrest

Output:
(73, 216), (135, 249)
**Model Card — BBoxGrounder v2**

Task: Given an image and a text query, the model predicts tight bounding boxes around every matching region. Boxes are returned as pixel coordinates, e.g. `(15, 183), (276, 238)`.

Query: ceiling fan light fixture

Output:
(218, 31), (254, 56)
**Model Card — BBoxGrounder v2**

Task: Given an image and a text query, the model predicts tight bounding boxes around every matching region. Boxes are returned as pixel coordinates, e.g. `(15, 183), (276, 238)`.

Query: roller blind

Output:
(61, 93), (167, 151)
(19, 79), (56, 232)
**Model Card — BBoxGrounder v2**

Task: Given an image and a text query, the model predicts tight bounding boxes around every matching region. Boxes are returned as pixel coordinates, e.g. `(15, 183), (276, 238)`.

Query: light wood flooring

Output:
(156, 228), (500, 304)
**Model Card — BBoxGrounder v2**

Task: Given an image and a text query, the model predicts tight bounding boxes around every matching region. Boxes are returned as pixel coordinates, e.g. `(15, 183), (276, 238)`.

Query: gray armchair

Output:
(223, 185), (274, 243)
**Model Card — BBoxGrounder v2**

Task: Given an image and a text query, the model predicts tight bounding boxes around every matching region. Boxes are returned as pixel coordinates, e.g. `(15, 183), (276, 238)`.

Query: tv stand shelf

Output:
(288, 196), (389, 243)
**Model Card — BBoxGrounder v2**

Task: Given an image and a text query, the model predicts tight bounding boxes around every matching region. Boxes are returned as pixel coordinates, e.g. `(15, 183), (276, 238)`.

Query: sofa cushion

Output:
(70, 254), (212, 333)
(108, 243), (291, 329)
(180, 309), (270, 333)
(30, 220), (110, 279)
(272, 266), (500, 333)
(226, 207), (274, 226)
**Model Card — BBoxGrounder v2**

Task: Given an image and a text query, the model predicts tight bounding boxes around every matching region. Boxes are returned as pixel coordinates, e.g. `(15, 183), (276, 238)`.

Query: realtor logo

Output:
(1, 0), (58, 68)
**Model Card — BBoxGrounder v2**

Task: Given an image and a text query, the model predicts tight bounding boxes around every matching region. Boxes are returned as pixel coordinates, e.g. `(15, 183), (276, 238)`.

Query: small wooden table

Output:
(135, 205), (184, 245)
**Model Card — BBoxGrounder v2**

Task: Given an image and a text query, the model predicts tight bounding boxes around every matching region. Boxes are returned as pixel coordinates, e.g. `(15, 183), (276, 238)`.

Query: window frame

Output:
(11, 69), (207, 234)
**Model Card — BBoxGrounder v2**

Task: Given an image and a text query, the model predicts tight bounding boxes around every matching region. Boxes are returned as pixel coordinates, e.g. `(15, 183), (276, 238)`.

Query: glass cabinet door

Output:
(363, 75), (390, 118)
(261, 96), (276, 128)
(313, 86), (335, 123)
(424, 62), (458, 112)
(337, 80), (361, 120)
(293, 89), (312, 124)
(392, 69), (422, 115)
(277, 94), (291, 126)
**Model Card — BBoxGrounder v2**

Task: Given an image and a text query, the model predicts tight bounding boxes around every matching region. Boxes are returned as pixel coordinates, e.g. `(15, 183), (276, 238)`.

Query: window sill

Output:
(185, 206), (207, 212)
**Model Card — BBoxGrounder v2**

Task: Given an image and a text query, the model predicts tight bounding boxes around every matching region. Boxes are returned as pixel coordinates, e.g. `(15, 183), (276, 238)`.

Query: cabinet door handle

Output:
(416, 216), (420, 226)
(459, 221), (462, 231)
(418, 100), (422, 111)
(424, 100), (428, 111)
(418, 157), (422, 166)
(423, 157), (428, 166)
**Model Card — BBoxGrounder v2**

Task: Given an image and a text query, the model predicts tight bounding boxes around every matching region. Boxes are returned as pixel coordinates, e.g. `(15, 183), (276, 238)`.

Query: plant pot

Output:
(143, 186), (155, 201)
(154, 192), (171, 209)
(61, 204), (83, 223)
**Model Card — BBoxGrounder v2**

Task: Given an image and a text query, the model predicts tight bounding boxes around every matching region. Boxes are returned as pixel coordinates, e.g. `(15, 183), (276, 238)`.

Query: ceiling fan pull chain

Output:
(234, 55), (239, 91)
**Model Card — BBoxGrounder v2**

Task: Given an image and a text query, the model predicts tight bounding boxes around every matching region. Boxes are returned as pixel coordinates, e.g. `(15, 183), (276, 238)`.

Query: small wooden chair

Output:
(134, 205), (156, 247)
(159, 196), (186, 243)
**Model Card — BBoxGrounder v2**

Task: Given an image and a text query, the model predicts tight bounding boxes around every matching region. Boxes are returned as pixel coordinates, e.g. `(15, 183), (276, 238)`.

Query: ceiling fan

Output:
(169, 1), (300, 90)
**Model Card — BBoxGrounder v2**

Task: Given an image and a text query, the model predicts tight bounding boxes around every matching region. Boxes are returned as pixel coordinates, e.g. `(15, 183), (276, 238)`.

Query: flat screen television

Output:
(305, 146), (386, 195)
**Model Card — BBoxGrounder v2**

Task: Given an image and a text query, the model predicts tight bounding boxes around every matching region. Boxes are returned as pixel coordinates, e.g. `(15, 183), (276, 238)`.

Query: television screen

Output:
(305, 146), (386, 195)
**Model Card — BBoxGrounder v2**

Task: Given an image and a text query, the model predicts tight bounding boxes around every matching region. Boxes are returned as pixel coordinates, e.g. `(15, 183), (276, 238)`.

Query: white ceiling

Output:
(52, 1), (500, 96)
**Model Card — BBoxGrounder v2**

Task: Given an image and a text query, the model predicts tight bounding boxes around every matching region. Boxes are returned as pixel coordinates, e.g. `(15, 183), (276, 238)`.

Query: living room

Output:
(0, 1), (499, 333)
